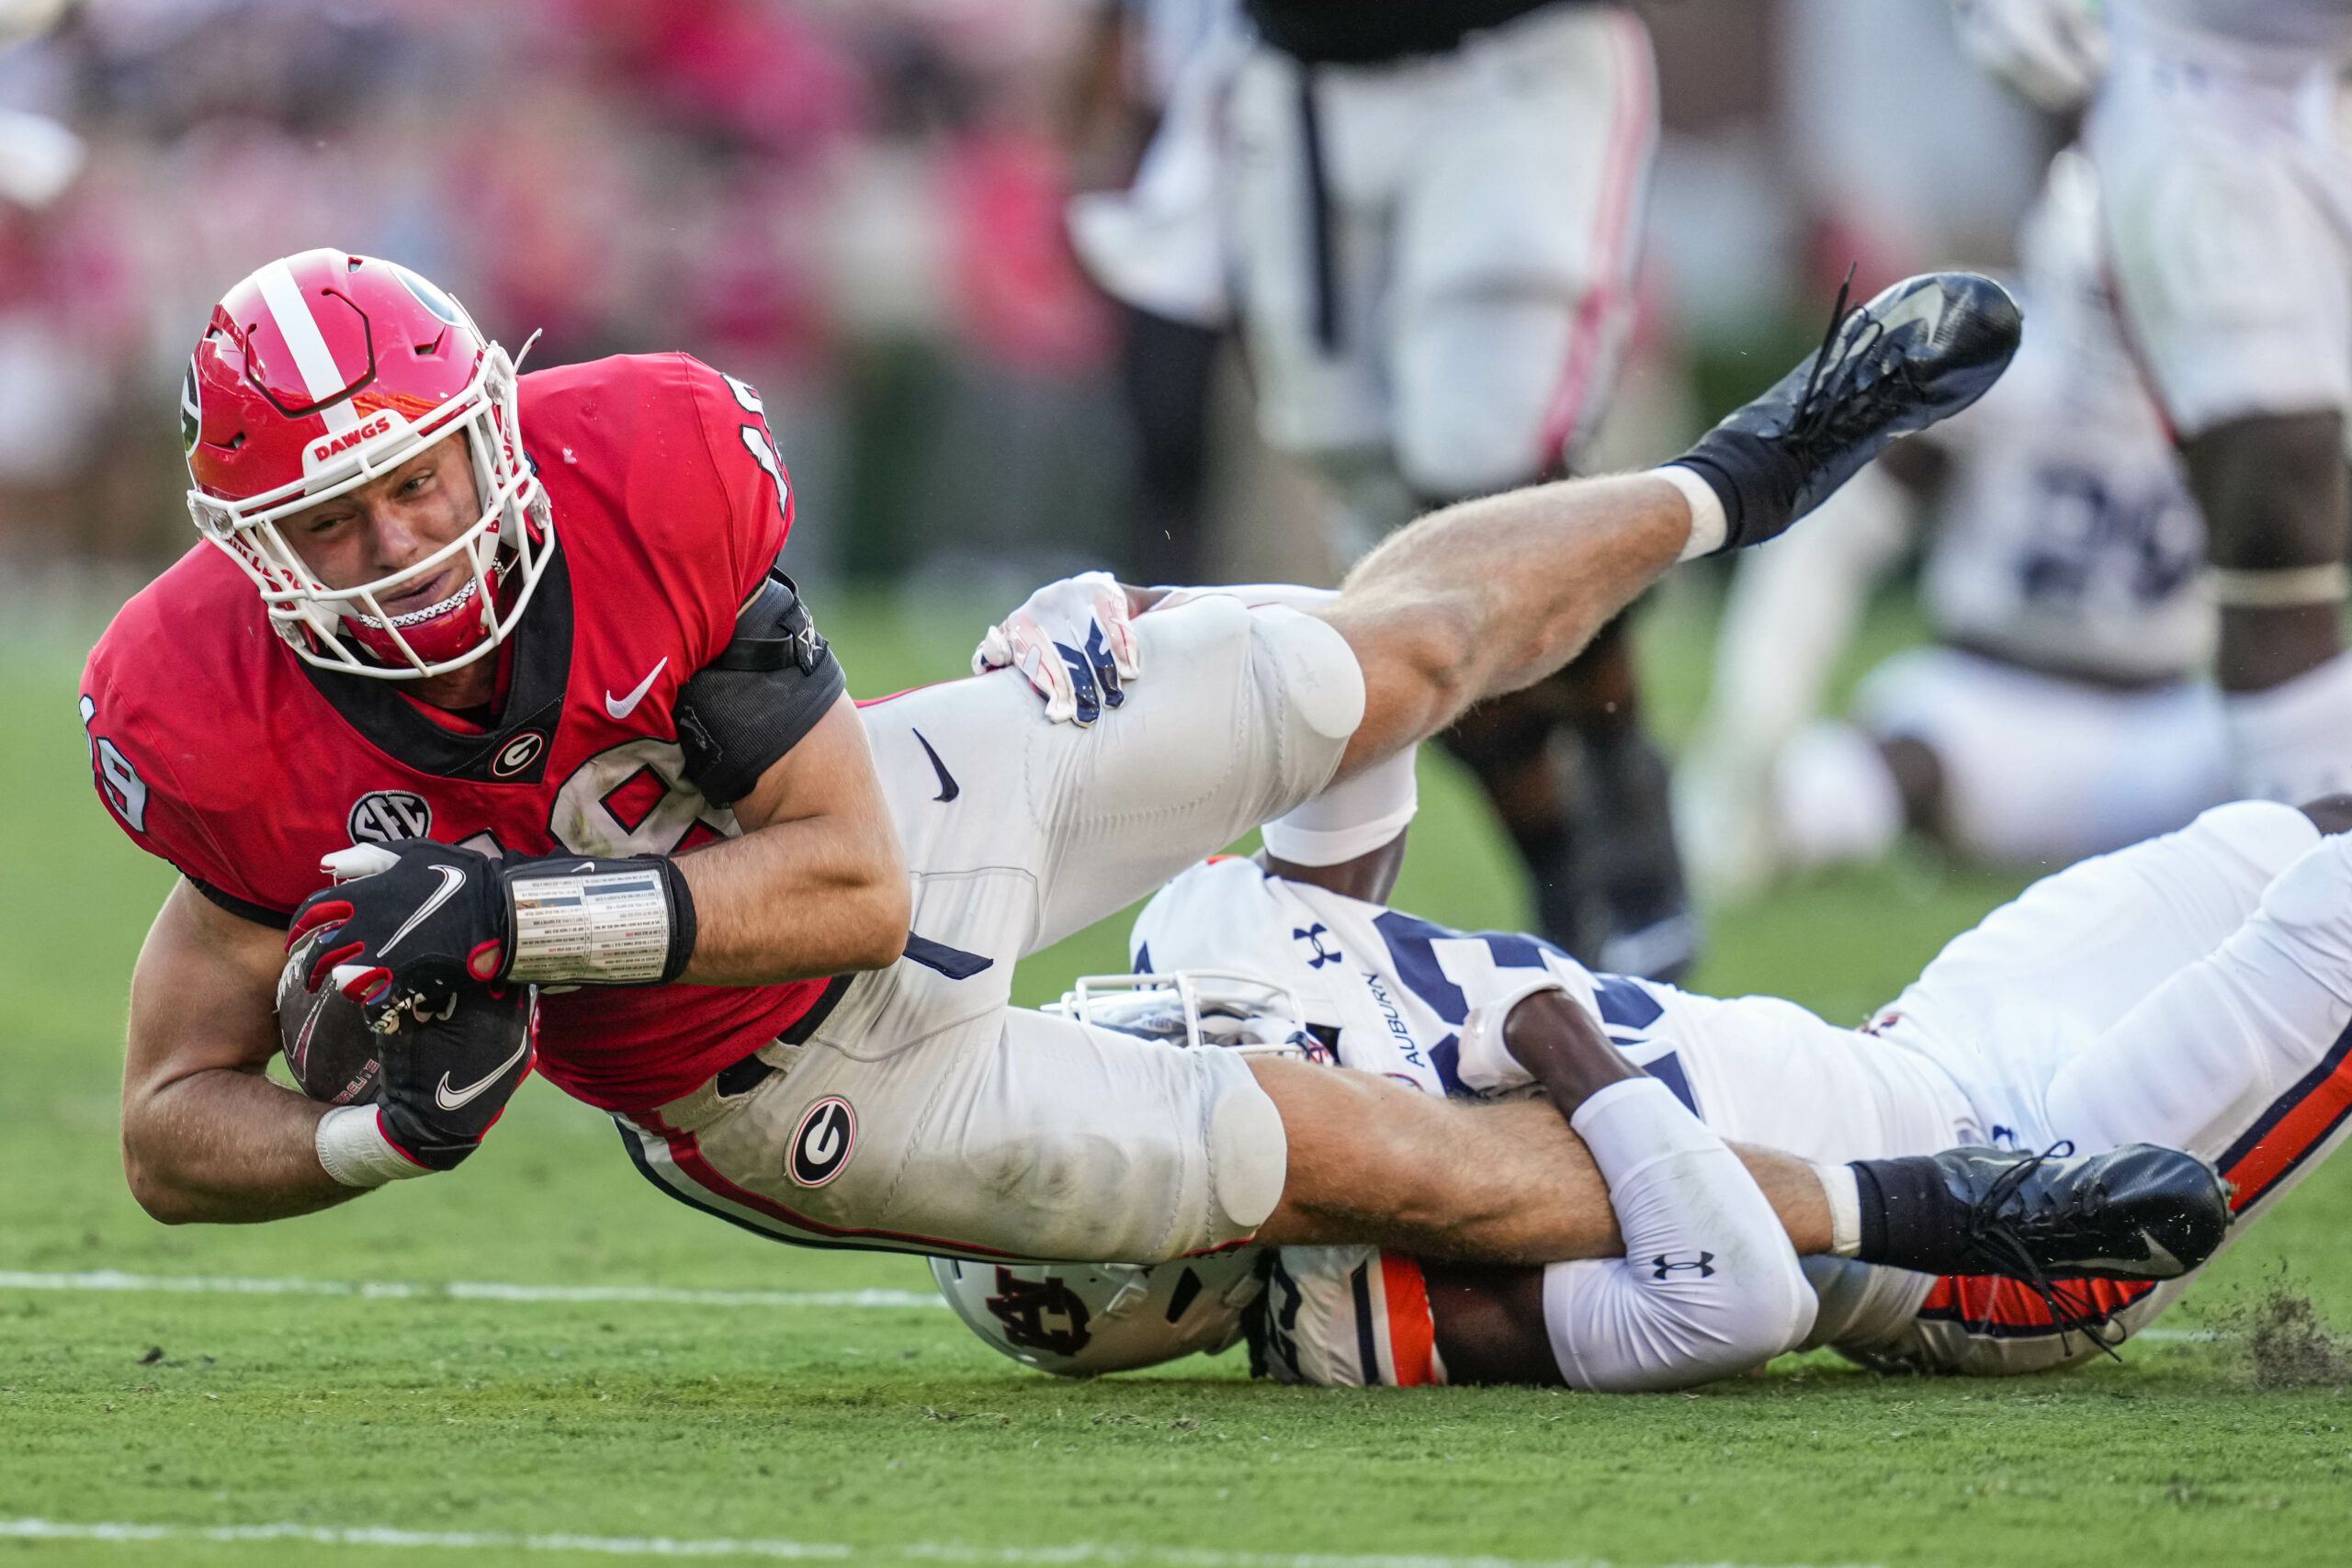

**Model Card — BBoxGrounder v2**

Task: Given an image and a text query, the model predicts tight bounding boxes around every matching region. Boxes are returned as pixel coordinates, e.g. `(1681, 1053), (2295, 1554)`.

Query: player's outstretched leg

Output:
(1849, 823), (2352, 1377)
(1323, 272), (2023, 779)
(2045, 827), (2352, 1173)
(1675, 270), (2022, 551)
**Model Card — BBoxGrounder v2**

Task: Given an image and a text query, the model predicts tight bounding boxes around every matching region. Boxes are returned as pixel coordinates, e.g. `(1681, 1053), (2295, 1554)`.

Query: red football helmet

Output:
(182, 249), (554, 678)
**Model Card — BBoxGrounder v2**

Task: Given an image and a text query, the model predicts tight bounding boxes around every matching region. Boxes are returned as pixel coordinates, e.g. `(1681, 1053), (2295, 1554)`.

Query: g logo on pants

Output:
(787, 1097), (856, 1188)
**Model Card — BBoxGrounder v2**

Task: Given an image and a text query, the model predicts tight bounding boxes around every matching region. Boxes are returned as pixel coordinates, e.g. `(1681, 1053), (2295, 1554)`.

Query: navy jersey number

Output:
(2014, 465), (2199, 609)
(1371, 910), (1690, 1111)
(1371, 911), (1660, 1034)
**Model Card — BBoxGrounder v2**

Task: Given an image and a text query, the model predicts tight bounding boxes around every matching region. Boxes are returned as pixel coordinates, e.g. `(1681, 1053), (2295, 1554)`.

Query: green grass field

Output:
(7, 588), (2352, 1568)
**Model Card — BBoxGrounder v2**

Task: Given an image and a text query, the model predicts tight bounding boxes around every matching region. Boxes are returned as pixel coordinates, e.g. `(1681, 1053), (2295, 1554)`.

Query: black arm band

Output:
(675, 570), (848, 806)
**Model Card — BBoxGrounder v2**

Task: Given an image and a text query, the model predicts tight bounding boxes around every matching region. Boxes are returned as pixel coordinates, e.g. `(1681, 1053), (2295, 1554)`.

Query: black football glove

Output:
(289, 839), (697, 1031)
(374, 978), (538, 1171)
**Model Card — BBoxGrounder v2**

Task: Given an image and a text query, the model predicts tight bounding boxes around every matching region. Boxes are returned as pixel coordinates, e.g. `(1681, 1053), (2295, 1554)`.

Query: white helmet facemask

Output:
(1048, 969), (1319, 1059)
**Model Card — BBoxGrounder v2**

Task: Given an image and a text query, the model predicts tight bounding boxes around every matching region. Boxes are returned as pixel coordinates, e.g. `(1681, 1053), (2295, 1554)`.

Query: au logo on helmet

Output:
(984, 1269), (1093, 1357)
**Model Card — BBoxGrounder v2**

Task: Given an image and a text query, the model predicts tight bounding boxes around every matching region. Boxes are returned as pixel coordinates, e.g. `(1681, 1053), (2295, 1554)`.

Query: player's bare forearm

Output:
(121, 883), (356, 1224)
(124, 1065), (356, 1223)
(675, 695), (910, 984)
(1250, 1059), (1830, 1263)
(1317, 473), (1690, 776)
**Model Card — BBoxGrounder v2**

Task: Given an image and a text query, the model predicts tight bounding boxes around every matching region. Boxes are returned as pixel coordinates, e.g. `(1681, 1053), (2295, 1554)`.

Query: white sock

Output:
(2226, 648), (2352, 802)
(1658, 464), (1728, 560)
(1261, 745), (1419, 866)
(1813, 1161), (1864, 1258)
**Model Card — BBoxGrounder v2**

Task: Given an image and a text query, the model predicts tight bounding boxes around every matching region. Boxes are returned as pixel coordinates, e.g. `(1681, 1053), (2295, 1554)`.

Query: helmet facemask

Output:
(183, 251), (557, 682)
(187, 336), (551, 680)
(1047, 970), (1320, 1060)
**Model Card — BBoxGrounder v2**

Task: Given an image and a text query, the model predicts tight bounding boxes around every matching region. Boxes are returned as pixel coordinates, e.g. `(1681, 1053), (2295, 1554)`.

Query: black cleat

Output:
(1675, 270), (2022, 552)
(1935, 1142), (2231, 1285)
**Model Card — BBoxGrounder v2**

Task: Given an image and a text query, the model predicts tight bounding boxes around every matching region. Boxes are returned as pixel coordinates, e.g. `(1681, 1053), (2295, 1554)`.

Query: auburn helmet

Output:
(931, 1252), (1266, 1378)
(181, 248), (553, 677)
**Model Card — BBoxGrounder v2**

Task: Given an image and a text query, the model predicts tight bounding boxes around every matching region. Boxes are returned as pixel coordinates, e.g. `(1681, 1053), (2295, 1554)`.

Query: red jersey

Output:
(82, 352), (831, 1114)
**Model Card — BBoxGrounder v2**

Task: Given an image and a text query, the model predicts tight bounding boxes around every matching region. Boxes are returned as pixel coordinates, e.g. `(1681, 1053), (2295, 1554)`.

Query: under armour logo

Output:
(1652, 1253), (1716, 1280)
(1294, 923), (1341, 969)
(984, 1269), (1092, 1357)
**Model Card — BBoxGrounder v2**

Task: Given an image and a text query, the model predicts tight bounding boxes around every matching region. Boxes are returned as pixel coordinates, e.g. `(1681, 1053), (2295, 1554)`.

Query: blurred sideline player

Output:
(1062, 0), (1249, 586)
(1225, 0), (1694, 979)
(92, 247), (2103, 1281)
(945, 744), (2352, 1390)
(1677, 149), (2228, 899)
(2087, 0), (2352, 801)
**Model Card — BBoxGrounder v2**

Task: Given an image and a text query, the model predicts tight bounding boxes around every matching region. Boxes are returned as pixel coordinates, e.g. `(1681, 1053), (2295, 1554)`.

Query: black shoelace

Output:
(1959, 1140), (2126, 1362)
(1784, 264), (1926, 450)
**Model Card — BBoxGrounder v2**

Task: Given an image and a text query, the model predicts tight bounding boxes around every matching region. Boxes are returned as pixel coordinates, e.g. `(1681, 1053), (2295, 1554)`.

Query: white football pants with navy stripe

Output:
(1789, 801), (2352, 1372)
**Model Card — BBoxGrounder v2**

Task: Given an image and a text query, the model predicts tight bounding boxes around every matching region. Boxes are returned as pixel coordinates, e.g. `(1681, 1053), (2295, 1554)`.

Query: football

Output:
(276, 927), (382, 1105)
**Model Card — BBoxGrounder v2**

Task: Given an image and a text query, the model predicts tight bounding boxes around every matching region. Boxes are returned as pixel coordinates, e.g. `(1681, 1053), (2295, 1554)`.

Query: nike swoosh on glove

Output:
(290, 839), (697, 1032)
(290, 840), (512, 1032)
(973, 570), (1142, 726)
(375, 978), (538, 1171)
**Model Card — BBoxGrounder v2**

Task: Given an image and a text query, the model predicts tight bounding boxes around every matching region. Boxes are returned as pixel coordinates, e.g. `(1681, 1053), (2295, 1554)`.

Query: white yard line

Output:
(0, 1269), (944, 1310)
(0, 1518), (1867, 1568)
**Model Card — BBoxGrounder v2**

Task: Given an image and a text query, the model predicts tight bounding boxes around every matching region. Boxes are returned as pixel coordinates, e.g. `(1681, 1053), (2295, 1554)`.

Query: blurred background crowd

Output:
(0, 0), (2058, 599)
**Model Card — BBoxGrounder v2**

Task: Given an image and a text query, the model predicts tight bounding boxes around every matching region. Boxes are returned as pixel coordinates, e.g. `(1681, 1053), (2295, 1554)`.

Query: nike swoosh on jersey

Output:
(912, 728), (958, 803)
(435, 1033), (531, 1111)
(605, 658), (670, 720)
(380, 863), (467, 958)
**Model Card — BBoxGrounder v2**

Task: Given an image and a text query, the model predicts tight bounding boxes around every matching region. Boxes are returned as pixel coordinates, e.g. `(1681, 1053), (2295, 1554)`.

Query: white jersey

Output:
(1131, 855), (1712, 1103)
(1131, 857), (1883, 1389)
(1921, 152), (2210, 684)
(1132, 853), (1966, 1157)
(1139, 803), (2352, 1384)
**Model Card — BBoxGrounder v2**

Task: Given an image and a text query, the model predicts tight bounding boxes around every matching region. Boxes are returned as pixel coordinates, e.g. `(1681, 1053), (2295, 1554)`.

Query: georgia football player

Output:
(945, 753), (2352, 1390)
(93, 253), (2150, 1291)
(86, 249), (914, 1204)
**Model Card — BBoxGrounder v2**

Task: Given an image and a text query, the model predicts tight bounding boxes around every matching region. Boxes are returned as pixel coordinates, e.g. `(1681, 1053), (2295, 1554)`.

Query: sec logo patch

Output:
(347, 789), (432, 844)
(787, 1097), (856, 1188)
